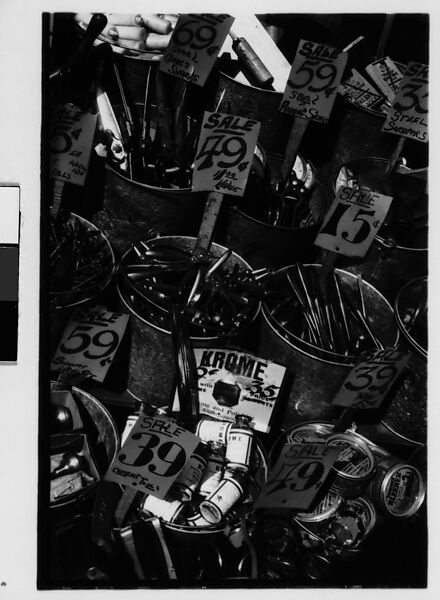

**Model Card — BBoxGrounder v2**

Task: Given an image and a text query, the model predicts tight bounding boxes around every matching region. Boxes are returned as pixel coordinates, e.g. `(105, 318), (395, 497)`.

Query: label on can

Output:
(186, 511), (214, 528)
(382, 465), (425, 517)
(287, 423), (332, 444)
(195, 419), (232, 444)
(173, 452), (207, 500)
(327, 437), (375, 479)
(142, 495), (185, 523)
(296, 491), (343, 523)
(199, 456), (225, 497)
(226, 428), (253, 467)
(201, 477), (244, 523)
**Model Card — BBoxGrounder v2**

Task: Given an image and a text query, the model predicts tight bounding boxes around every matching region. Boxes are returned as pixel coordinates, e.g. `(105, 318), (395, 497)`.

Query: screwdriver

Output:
(228, 29), (274, 90)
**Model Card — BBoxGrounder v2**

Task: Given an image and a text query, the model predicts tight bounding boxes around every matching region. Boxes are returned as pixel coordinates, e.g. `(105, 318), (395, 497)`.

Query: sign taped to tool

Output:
(314, 185), (392, 257)
(105, 414), (201, 499)
(255, 443), (341, 510)
(49, 104), (98, 186)
(161, 14), (234, 86)
(382, 62), (428, 143)
(332, 348), (411, 410)
(192, 111), (260, 196)
(172, 348), (288, 433)
(280, 39), (347, 123)
(51, 306), (129, 382)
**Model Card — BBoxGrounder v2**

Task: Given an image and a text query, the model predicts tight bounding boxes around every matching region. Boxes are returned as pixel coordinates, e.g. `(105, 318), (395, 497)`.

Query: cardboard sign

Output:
(339, 68), (386, 112)
(382, 62), (428, 143)
(192, 111), (260, 196)
(51, 306), (129, 382)
(255, 443), (341, 510)
(365, 57), (404, 102)
(160, 14), (234, 86)
(280, 39), (347, 123)
(332, 348), (411, 410)
(105, 414), (201, 498)
(314, 185), (393, 258)
(173, 348), (288, 433)
(50, 104), (98, 185)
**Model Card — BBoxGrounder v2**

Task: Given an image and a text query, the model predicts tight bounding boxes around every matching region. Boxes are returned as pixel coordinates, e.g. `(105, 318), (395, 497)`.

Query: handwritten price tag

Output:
(255, 443), (341, 510)
(172, 348), (287, 433)
(332, 348), (411, 410)
(160, 14), (234, 86)
(280, 40), (347, 123)
(50, 104), (98, 186)
(382, 62), (428, 143)
(192, 111), (260, 196)
(365, 57), (404, 102)
(51, 306), (129, 382)
(105, 414), (201, 499)
(314, 185), (393, 257)
(339, 68), (386, 112)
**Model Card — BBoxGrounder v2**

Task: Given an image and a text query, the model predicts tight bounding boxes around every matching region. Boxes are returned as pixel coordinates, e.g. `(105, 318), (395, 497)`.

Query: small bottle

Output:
(170, 443), (207, 502)
(141, 494), (186, 524)
(195, 418), (232, 445)
(199, 442), (226, 498)
(199, 467), (248, 525)
(225, 414), (254, 470)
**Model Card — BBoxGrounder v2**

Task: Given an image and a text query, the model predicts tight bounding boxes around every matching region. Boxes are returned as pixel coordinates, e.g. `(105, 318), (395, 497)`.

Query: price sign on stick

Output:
(280, 40), (347, 123)
(382, 62), (428, 143)
(255, 443), (341, 510)
(160, 14), (234, 86)
(192, 111), (260, 196)
(315, 186), (393, 258)
(106, 414), (201, 499)
(50, 104), (98, 185)
(332, 348), (411, 410)
(51, 306), (129, 382)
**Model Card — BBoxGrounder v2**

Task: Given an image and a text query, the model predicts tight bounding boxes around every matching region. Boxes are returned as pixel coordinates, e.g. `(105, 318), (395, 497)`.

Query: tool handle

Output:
(154, 70), (174, 160)
(231, 36), (274, 89)
(194, 192), (224, 258)
(64, 13), (108, 77)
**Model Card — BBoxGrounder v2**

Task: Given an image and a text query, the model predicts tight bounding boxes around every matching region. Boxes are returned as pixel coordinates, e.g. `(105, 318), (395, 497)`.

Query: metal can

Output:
(141, 494), (186, 524)
(324, 497), (377, 549)
(199, 442), (226, 498)
(185, 508), (215, 529)
(195, 418), (232, 445)
(171, 445), (207, 502)
(226, 427), (253, 469)
(199, 469), (246, 524)
(287, 422), (333, 444)
(296, 491), (343, 523)
(369, 458), (425, 519)
(326, 433), (376, 497)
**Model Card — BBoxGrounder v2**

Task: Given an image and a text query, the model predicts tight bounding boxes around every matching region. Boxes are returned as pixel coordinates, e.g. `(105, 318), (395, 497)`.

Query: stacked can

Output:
(326, 432), (376, 497)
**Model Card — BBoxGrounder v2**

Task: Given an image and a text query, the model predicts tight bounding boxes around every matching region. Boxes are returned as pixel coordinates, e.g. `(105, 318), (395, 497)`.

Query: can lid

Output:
(199, 499), (223, 524)
(287, 422), (333, 444)
(380, 463), (425, 518)
(296, 491), (343, 523)
(326, 433), (375, 480)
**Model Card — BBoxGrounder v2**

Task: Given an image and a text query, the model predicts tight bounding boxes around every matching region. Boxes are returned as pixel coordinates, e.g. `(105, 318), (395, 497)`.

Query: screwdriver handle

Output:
(230, 33), (274, 89)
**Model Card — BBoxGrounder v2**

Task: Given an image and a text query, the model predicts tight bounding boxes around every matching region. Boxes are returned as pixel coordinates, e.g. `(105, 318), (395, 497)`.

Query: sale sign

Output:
(332, 348), (411, 410)
(192, 111), (260, 196)
(382, 62), (428, 143)
(50, 104), (98, 186)
(280, 40), (347, 123)
(105, 414), (201, 498)
(51, 306), (129, 382)
(314, 185), (393, 257)
(160, 14), (234, 86)
(255, 443), (341, 511)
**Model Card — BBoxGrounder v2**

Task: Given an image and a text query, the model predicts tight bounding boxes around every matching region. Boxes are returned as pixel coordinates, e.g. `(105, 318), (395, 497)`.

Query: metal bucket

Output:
(258, 265), (399, 429)
(50, 385), (119, 517)
(331, 157), (428, 302)
(117, 236), (261, 406)
(218, 170), (329, 270)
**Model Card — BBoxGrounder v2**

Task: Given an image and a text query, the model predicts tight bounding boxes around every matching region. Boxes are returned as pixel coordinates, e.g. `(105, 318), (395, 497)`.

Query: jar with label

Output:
(199, 467), (247, 524)
(326, 432), (376, 497)
(196, 418), (232, 445)
(226, 415), (254, 469)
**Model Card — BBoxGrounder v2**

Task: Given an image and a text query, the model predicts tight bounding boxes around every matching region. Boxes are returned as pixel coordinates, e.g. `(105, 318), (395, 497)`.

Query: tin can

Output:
(185, 508), (215, 529)
(325, 497), (377, 549)
(287, 422), (333, 444)
(141, 494), (186, 524)
(195, 418), (232, 445)
(172, 446), (207, 502)
(199, 443), (226, 498)
(369, 458), (425, 519)
(199, 469), (246, 524)
(296, 491), (343, 524)
(226, 427), (254, 469)
(326, 433), (376, 497)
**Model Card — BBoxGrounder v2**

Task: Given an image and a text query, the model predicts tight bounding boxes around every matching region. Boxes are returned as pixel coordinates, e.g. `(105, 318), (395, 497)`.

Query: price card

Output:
(382, 62), (428, 143)
(365, 57), (404, 102)
(50, 104), (98, 186)
(192, 111), (260, 196)
(172, 348), (288, 433)
(339, 69), (386, 112)
(332, 348), (411, 410)
(105, 414), (201, 498)
(314, 185), (393, 258)
(280, 39), (347, 123)
(255, 443), (341, 510)
(51, 306), (129, 382)
(160, 14), (234, 86)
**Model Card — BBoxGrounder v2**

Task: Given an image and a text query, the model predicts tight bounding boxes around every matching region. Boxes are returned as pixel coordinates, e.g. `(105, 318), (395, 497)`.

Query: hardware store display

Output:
(40, 12), (429, 589)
